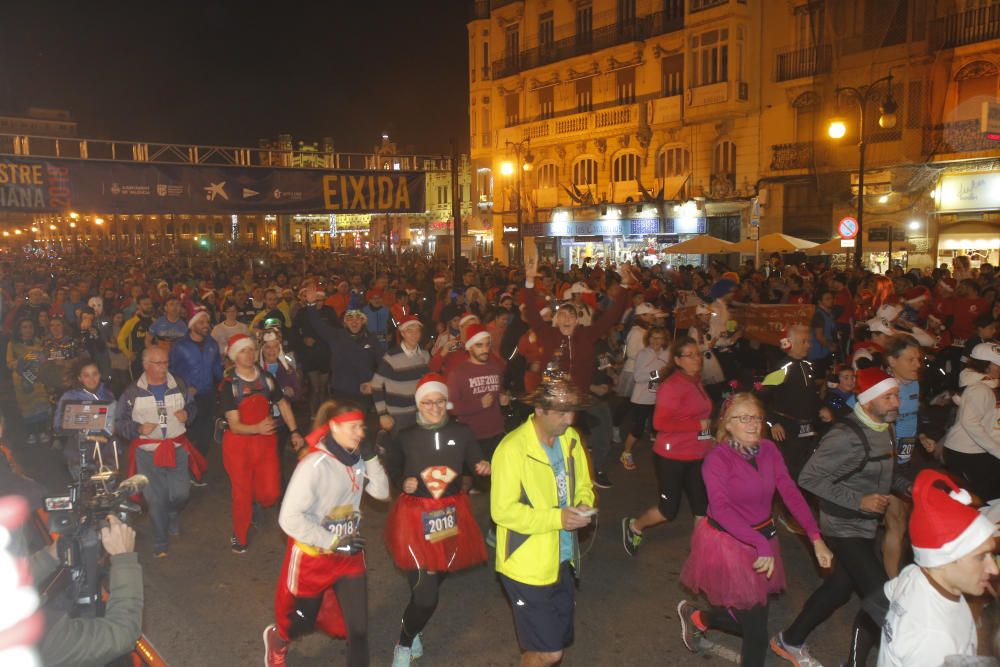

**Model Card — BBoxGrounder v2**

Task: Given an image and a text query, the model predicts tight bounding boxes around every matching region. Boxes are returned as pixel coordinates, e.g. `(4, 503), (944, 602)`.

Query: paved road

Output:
(12, 419), (858, 666)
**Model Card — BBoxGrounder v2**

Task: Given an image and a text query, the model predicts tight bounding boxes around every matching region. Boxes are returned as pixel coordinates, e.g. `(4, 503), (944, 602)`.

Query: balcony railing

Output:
(472, 0), (489, 20)
(924, 120), (999, 155)
(931, 5), (1000, 48)
(690, 0), (727, 12)
(503, 104), (638, 144)
(775, 45), (832, 82)
(491, 7), (683, 79)
(770, 142), (814, 170)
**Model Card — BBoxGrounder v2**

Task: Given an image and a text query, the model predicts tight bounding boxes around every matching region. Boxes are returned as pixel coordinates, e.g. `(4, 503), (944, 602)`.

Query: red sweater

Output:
(522, 285), (629, 393)
(652, 371), (712, 461)
(446, 356), (505, 439)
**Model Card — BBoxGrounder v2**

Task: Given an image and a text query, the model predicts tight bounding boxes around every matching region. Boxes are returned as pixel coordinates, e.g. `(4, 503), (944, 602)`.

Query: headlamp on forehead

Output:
(262, 317), (283, 330)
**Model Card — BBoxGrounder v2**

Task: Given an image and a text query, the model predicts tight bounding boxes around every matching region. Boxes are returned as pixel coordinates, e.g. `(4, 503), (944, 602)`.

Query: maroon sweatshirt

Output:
(446, 356), (505, 439)
(523, 285), (630, 393)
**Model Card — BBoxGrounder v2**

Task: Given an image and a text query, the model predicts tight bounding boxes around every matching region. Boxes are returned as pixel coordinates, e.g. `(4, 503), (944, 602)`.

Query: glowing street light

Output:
(95, 217), (104, 225)
(69, 212), (79, 220)
(500, 161), (515, 176)
(908, 220), (921, 231)
(827, 119), (847, 139)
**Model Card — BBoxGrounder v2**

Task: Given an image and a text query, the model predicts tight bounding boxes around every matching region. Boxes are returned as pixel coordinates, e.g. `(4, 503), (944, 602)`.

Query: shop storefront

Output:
(932, 172), (1000, 268)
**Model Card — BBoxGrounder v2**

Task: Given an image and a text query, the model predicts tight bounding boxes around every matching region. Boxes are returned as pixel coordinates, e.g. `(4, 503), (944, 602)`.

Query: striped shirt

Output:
(370, 344), (429, 430)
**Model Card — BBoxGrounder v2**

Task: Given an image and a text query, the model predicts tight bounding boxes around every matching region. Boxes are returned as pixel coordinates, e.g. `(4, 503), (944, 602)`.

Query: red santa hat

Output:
(414, 373), (452, 409)
(464, 323), (491, 349)
(458, 312), (479, 329)
(227, 333), (255, 361)
(937, 277), (957, 293)
(433, 273), (447, 284)
(855, 367), (898, 404)
(188, 307), (209, 329)
(397, 315), (422, 332)
(910, 470), (997, 568)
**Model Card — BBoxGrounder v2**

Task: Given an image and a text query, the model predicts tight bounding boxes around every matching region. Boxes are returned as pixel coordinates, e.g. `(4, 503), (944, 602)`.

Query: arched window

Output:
(165, 223), (175, 235)
(612, 153), (640, 182)
(655, 146), (691, 178)
(793, 92), (819, 144)
(537, 162), (559, 188)
(197, 223), (207, 235)
(956, 60), (998, 121)
(572, 158), (598, 186)
(181, 223), (191, 235)
(214, 222), (224, 235)
(713, 140), (736, 189)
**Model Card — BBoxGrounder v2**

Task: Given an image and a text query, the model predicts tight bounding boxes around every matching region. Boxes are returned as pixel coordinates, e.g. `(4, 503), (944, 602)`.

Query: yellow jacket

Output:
(491, 415), (595, 586)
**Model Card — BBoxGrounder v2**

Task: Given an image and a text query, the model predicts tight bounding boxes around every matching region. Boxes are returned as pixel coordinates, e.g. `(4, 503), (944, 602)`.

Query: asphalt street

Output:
(11, 418), (858, 666)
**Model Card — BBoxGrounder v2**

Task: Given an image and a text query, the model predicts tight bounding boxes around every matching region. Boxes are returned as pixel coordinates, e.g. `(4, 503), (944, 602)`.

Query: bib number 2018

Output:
(422, 506), (458, 543)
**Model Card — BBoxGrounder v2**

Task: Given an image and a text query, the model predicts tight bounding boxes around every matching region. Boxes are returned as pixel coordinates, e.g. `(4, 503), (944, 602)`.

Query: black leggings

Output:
(625, 403), (655, 440)
(399, 570), (448, 647)
(944, 448), (1000, 502)
(703, 604), (769, 667)
(652, 456), (707, 520)
(783, 536), (886, 651)
(286, 574), (369, 667)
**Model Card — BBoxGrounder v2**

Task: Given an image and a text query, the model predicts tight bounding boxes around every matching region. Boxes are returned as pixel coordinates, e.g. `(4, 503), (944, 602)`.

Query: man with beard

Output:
(169, 308), (223, 461)
(771, 367), (913, 667)
(447, 323), (507, 463)
(304, 295), (383, 407)
(118, 295), (156, 381)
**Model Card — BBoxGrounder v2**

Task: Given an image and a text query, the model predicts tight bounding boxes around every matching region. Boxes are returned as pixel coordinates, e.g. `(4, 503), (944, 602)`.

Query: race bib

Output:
(697, 429), (713, 441)
(798, 422), (816, 439)
(422, 506), (458, 542)
(157, 404), (168, 427)
(322, 506), (361, 539)
(420, 466), (458, 500)
(897, 438), (915, 466)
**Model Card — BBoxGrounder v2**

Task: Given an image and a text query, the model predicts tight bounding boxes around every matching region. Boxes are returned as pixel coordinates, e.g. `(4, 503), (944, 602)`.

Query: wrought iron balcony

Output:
(924, 120), (999, 155)
(932, 4), (1000, 48)
(775, 45), (832, 82)
(491, 6), (683, 79)
(770, 142), (814, 170)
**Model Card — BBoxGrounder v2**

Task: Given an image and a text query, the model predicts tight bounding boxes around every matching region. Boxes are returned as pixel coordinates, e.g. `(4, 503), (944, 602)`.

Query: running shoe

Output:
(770, 632), (825, 667)
(190, 478), (208, 487)
(392, 645), (413, 667)
(39, 431), (51, 445)
(621, 518), (642, 556)
(593, 471), (613, 489)
(485, 528), (496, 548)
(231, 536), (249, 554)
(153, 549), (168, 558)
(620, 451), (636, 470)
(263, 623), (288, 667)
(26, 433), (37, 446)
(411, 633), (423, 659)
(676, 600), (705, 653)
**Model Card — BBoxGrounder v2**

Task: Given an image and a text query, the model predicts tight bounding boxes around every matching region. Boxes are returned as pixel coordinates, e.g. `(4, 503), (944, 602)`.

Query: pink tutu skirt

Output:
(680, 518), (786, 609)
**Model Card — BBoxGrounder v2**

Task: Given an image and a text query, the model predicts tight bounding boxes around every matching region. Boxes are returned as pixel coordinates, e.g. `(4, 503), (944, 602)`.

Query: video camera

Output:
(42, 400), (145, 617)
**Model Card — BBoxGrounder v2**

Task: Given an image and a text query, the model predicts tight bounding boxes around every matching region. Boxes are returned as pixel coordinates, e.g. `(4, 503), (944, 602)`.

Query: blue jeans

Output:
(135, 446), (191, 552)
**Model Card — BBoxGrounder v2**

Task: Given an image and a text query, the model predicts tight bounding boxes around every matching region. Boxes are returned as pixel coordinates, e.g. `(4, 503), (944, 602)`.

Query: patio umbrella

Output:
(662, 236), (738, 254)
(733, 233), (818, 253)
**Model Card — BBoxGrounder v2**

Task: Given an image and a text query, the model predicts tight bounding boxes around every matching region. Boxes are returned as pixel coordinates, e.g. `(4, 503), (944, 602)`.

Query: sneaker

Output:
(231, 536), (249, 554)
(468, 487), (482, 495)
(620, 451), (636, 470)
(593, 471), (613, 489)
(621, 518), (643, 556)
(263, 623), (288, 667)
(677, 600), (705, 653)
(168, 515), (180, 536)
(153, 549), (168, 558)
(26, 433), (37, 446)
(190, 478), (208, 487)
(485, 528), (496, 549)
(392, 644), (413, 667)
(770, 632), (825, 667)
(38, 431), (50, 445)
(411, 633), (423, 659)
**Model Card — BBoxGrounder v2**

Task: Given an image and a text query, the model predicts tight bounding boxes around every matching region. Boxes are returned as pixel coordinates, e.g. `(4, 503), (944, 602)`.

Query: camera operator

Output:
(32, 515), (142, 667)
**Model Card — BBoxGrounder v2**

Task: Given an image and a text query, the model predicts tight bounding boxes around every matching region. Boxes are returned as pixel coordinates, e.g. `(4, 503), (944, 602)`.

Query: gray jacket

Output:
(798, 411), (910, 539)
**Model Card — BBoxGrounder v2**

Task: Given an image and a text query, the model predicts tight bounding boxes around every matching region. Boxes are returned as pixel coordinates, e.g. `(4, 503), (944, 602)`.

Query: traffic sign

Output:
(749, 226), (759, 240)
(841, 238), (856, 248)
(838, 216), (858, 240)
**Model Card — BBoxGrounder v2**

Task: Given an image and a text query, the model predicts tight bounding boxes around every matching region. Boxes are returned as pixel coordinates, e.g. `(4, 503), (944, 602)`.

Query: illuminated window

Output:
(538, 163), (559, 188)
(572, 158), (598, 186)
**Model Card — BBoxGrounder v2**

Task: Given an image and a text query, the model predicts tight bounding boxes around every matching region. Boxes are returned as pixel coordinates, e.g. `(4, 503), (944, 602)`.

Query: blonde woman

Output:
(677, 393), (832, 667)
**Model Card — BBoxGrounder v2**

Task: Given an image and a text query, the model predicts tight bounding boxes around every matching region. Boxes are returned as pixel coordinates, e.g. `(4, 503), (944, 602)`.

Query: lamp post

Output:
(501, 139), (533, 265)
(827, 73), (898, 269)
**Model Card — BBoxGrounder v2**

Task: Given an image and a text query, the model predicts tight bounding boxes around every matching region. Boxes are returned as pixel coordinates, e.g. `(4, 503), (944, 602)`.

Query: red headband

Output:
(331, 410), (365, 424)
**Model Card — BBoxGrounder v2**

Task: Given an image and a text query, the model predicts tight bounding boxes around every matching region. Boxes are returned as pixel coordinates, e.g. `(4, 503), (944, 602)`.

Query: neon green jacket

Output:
(491, 415), (595, 586)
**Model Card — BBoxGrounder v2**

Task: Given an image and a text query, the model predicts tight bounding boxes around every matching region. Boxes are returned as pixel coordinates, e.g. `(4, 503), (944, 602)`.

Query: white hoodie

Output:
(942, 370), (1000, 458)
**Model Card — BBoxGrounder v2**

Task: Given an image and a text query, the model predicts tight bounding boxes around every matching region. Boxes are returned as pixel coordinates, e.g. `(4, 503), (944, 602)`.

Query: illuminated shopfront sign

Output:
(935, 173), (1000, 212)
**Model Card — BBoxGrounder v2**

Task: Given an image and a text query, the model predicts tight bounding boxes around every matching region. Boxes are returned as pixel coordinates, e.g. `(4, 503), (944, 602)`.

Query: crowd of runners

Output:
(2, 245), (1000, 667)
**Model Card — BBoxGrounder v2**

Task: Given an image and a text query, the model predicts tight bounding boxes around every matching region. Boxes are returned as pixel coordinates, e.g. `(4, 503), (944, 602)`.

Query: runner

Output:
(383, 374), (490, 666)
(264, 402), (389, 667)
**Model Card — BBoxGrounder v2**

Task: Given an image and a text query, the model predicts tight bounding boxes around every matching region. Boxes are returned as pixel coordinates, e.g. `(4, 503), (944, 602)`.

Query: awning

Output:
(733, 233), (818, 253)
(659, 174), (690, 201)
(938, 221), (1000, 250)
(804, 236), (915, 254)
(663, 236), (737, 254)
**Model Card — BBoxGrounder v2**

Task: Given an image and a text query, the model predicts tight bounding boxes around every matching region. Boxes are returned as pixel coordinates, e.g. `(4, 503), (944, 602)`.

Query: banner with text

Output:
(674, 302), (815, 346)
(0, 156), (426, 214)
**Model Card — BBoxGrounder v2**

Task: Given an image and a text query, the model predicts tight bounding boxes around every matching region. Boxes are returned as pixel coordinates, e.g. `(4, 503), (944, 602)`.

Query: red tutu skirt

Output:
(384, 492), (487, 572)
(680, 518), (786, 609)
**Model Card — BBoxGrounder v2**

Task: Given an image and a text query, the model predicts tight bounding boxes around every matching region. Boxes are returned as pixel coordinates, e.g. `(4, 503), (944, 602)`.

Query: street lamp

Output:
(827, 72), (898, 268)
(502, 139), (533, 265)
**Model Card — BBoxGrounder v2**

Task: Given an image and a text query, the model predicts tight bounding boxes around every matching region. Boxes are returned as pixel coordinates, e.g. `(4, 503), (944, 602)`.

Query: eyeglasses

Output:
(728, 415), (765, 424)
(676, 353), (699, 359)
(419, 399), (447, 409)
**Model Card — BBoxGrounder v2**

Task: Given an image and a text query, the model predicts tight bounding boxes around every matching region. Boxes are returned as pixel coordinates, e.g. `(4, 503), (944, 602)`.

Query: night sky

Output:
(0, 1), (470, 154)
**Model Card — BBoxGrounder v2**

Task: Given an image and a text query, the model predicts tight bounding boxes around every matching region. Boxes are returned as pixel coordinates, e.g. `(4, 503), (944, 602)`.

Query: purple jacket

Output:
(702, 438), (820, 558)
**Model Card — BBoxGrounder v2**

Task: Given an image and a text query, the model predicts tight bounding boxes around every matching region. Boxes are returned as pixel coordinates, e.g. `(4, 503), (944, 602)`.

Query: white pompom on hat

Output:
(188, 307), (210, 329)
